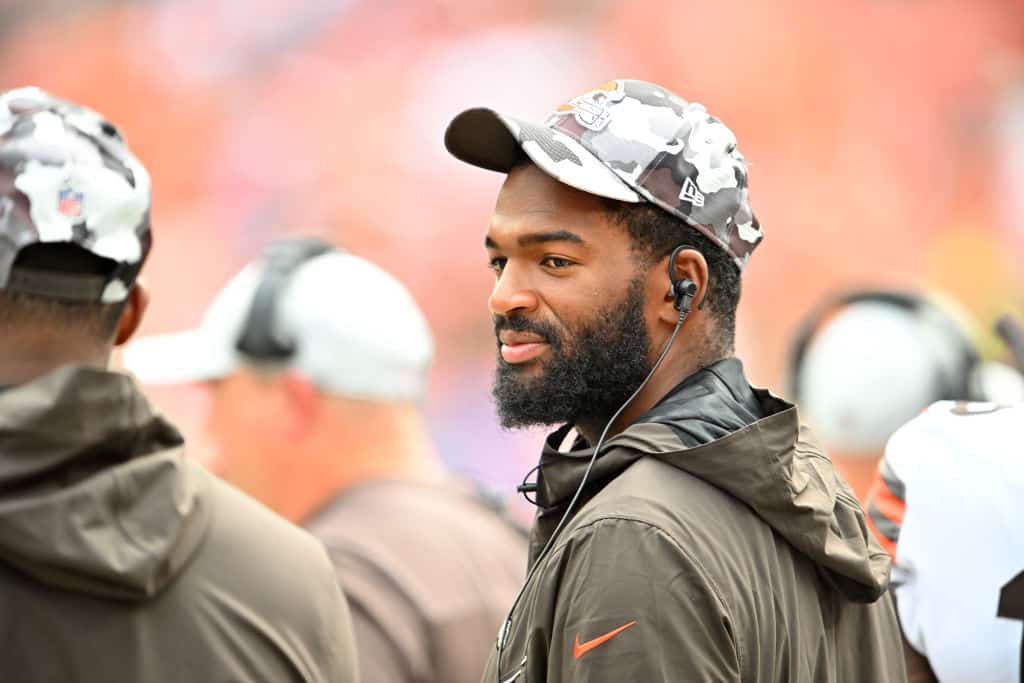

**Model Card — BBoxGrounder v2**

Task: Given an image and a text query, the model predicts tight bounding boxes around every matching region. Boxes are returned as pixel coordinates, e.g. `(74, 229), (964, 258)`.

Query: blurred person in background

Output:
(786, 289), (1024, 500)
(125, 238), (528, 683)
(0, 88), (356, 682)
(445, 79), (905, 682)
(864, 317), (1024, 683)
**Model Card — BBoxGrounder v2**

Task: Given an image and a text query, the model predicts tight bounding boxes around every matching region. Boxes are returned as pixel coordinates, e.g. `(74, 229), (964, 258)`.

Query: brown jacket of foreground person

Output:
(483, 359), (905, 682)
(0, 366), (358, 683)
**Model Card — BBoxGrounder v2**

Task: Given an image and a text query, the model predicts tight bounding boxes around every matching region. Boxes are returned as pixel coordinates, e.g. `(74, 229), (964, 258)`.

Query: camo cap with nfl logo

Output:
(445, 79), (763, 269)
(0, 87), (151, 303)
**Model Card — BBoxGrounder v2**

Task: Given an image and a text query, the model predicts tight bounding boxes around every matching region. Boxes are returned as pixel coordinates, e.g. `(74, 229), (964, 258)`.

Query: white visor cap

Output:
(799, 302), (944, 455)
(123, 251), (434, 403)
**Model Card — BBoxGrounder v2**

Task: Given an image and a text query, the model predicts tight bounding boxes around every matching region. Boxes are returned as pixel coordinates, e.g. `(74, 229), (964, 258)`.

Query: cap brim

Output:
(444, 108), (641, 203)
(121, 330), (237, 386)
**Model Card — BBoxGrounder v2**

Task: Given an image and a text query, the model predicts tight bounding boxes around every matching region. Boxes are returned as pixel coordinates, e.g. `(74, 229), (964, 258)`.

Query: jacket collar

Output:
(0, 365), (209, 601)
(527, 357), (892, 603)
(0, 364), (184, 492)
(534, 357), (764, 512)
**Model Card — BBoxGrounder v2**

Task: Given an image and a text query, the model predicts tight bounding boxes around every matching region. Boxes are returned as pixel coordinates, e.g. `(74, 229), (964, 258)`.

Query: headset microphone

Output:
(494, 244), (699, 682)
(515, 464), (540, 506)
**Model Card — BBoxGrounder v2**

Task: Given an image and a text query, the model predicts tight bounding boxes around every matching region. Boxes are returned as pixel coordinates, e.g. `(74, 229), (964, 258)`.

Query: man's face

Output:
(485, 164), (657, 430)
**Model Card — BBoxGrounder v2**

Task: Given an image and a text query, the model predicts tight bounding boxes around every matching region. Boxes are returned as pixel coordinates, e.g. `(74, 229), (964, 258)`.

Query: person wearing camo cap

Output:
(445, 79), (906, 682)
(0, 87), (357, 682)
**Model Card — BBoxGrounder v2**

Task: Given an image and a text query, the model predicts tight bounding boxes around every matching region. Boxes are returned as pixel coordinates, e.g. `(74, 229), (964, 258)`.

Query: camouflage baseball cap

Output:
(0, 87), (151, 302)
(444, 79), (763, 269)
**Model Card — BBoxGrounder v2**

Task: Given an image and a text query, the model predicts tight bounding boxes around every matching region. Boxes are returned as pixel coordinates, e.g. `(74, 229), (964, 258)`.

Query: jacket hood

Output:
(534, 358), (891, 603)
(0, 365), (211, 600)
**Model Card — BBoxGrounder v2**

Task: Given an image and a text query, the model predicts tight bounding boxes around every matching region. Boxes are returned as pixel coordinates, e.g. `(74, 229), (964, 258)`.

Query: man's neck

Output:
(271, 406), (446, 524)
(0, 329), (110, 385)
(575, 351), (725, 446)
(0, 353), (107, 386)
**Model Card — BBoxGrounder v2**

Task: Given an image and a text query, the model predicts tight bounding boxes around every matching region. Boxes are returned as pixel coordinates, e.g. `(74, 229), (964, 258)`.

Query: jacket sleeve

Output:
(549, 517), (741, 683)
(312, 547), (361, 683)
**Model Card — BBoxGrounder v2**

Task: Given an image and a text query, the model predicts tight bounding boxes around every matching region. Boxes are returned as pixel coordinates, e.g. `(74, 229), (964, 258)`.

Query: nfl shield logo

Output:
(58, 186), (84, 219)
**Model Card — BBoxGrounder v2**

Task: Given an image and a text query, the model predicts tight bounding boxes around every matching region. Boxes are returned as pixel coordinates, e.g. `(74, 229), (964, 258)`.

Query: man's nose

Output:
(488, 264), (539, 318)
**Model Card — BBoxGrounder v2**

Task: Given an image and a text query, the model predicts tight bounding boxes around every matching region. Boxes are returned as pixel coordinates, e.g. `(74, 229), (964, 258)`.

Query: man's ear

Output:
(281, 372), (320, 440)
(656, 248), (709, 326)
(114, 280), (150, 346)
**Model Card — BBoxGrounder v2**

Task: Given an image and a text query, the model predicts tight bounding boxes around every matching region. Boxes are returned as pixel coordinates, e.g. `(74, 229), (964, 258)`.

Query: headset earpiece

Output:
(673, 278), (698, 317)
(668, 245), (698, 320)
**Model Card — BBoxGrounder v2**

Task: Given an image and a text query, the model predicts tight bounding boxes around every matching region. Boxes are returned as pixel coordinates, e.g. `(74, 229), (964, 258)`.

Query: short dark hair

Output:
(0, 244), (125, 340)
(603, 200), (741, 354)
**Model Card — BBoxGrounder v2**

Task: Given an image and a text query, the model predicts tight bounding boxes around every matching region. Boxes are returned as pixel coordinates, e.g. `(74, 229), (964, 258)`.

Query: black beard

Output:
(492, 278), (653, 431)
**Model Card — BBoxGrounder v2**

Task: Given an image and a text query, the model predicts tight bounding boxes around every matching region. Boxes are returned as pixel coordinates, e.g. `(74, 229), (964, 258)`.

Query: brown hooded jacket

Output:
(0, 365), (358, 682)
(483, 358), (905, 683)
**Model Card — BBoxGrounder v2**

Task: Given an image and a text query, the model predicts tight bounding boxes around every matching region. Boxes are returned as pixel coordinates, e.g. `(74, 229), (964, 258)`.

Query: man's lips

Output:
(498, 332), (549, 364)
(501, 342), (549, 364)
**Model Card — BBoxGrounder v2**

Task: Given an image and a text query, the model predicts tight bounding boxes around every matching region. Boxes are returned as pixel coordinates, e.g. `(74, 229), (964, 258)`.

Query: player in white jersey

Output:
(868, 400), (1024, 682)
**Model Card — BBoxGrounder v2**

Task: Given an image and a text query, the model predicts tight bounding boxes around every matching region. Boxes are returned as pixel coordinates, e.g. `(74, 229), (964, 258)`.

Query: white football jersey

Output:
(868, 401), (1024, 683)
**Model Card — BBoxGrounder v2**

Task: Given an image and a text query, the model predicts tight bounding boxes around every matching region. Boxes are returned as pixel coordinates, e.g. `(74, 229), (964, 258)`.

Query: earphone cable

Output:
(494, 308), (687, 682)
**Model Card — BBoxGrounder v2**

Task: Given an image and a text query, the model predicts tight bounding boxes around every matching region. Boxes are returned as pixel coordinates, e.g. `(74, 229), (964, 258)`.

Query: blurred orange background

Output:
(3, 0), (1021, 504)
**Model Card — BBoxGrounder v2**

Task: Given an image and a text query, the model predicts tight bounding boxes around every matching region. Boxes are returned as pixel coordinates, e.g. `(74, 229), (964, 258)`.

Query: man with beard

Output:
(445, 79), (906, 682)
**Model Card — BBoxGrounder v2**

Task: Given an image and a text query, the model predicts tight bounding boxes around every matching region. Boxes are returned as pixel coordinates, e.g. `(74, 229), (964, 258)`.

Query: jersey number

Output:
(998, 571), (1024, 683)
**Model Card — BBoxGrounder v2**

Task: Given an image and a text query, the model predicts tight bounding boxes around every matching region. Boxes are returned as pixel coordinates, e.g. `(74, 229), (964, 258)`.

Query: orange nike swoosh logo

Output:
(573, 620), (637, 660)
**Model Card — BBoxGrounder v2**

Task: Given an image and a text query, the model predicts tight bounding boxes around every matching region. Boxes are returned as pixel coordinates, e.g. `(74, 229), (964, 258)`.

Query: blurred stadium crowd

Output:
(2, 1), (1024, 681)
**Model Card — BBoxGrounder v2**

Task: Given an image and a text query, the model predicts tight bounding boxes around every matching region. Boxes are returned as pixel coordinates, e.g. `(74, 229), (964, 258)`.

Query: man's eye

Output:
(488, 256), (507, 273)
(542, 256), (574, 269)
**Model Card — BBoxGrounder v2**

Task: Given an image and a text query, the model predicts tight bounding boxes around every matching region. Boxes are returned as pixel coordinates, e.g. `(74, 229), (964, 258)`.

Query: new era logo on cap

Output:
(679, 177), (705, 208)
